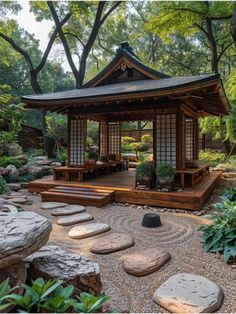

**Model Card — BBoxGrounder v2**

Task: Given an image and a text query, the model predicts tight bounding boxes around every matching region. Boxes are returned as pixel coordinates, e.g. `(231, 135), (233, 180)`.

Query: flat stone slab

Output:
(90, 233), (134, 254)
(0, 211), (52, 268)
(153, 273), (224, 313)
(9, 197), (28, 204)
(41, 202), (68, 210)
(57, 213), (94, 226)
(123, 248), (170, 276)
(52, 205), (86, 216)
(68, 223), (111, 239)
(27, 245), (102, 296)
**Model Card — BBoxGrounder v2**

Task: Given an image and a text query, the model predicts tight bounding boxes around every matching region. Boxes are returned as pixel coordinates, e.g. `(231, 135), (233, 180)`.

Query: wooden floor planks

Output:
(29, 170), (222, 210)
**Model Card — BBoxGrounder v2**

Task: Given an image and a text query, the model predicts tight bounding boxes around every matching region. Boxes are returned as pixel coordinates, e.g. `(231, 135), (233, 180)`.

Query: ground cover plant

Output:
(0, 175), (10, 195)
(199, 150), (225, 167)
(0, 278), (111, 313)
(199, 193), (236, 263)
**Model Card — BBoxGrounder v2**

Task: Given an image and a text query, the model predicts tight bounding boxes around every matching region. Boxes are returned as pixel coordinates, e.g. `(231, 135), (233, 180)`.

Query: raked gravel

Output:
(23, 193), (236, 313)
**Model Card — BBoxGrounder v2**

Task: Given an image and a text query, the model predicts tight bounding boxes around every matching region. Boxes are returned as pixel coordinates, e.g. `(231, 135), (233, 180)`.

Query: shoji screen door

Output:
(108, 122), (121, 155)
(69, 117), (86, 166)
(99, 122), (108, 156)
(156, 113), (176, 167)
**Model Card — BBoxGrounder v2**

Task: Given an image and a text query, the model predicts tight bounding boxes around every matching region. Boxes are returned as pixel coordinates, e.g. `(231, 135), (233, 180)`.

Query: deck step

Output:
(41, 186), (114, 208)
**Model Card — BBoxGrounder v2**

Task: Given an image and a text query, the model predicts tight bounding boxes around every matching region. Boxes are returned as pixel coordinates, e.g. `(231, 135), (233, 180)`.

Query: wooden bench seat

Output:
(176, 164), (210, 188)
(53, 161), (124, 182)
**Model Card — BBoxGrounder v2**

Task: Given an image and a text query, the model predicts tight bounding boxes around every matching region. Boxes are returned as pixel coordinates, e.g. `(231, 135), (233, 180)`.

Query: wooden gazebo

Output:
(22, 42), (229, 210)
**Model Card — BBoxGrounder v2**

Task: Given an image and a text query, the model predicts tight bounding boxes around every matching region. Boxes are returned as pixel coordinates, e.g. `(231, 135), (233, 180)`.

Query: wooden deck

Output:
(29, 169), (222, 210)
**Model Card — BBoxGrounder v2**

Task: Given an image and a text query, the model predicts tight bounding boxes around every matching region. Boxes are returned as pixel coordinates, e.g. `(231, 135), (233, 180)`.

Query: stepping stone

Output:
(68, 223), (111, 239)
(52, 204), (86, 216)
(57, 213), (94, 226)
(9, 197), (28, 204)
(90, 233), (134, 254)
(41, 202), (68, 210)
(153, 273), (224, 313)
(123, 248), (170, 276)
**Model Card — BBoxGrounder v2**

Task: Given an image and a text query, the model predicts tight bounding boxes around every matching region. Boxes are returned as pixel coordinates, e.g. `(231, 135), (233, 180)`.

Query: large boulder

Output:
(18, 165), (29, 176)
(0, 143), (23, 157)
(153, 273), (224, 313)
(6, 165), (19, 177)
(0, 211), (52, 268)
(0, 167), (10, 176)
(27, 245), (102, 296)
(28, 166), (43, 175)
(8, 183), (21, 192)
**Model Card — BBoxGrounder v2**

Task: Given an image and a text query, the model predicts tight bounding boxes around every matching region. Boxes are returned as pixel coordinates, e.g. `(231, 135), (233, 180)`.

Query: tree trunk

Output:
(29, 70), (49, 155)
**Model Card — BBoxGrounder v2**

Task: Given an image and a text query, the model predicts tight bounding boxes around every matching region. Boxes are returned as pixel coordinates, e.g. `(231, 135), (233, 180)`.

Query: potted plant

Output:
(156, 163), (176, 185)
(135, 162), (156, 189)
(87, 151), (98, 162)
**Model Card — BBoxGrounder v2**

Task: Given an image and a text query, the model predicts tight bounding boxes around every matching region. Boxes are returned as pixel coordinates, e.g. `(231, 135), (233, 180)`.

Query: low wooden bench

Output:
(176, 164), (210, 188)
(53, 160), (124, 182)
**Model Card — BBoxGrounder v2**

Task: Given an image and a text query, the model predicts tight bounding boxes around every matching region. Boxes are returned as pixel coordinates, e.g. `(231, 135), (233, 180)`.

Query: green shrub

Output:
(199, 198), (236, 263)
(136, 162), (156, 179)
(0, 277), (111, 313)
(141, 134), (153, 144)
(121, 143), (133, 153)
(0, 175), (10, 195)
(156, 163), (176, 178)
(87, 151), (98, 161)
(0, 156), (23, 169)
(199, 150), (225, 167)
(121, 136), (136, 144)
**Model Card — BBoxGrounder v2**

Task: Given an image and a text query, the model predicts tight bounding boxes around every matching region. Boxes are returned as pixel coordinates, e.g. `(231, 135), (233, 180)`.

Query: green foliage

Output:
(156, 163), (176, 178)
(221, 188), (236, 202)
(130, 142), (150, 154)
(7, 278), (74, 313)
(121, 136), (136, 144)
(0, 84), (24, 144)
(0, 278), (16, 312)
(199, 198), (236, 263)
(141, 134), (153, 144)
(136, 162), (156, 179)
(46, 115), (67, 158)
(0, 156), (23, 169)
(199, 150), (225, 167)
(0, 277), (111, 313)
(87, 151), (98, 161)
(73, 292), (109, 313)
(0, 175), (10, 195)
(87, 121), (99, 145)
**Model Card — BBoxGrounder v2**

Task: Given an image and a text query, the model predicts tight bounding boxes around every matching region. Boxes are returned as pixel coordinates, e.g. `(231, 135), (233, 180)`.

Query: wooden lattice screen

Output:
(108, 122), (121, 155)
(99, 122), (108, 156)
(156, 113), (176, 167)
(185, 117), (194, 161)
(69, 117), (86, 166)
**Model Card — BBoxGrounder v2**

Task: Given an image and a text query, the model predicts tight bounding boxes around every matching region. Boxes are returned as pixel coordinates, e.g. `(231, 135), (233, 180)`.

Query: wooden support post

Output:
(176, 105), (184, 170)
(153, 118), (157, 167)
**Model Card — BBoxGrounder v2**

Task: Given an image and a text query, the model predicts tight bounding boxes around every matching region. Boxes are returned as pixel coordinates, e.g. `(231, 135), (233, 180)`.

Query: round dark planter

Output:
(141, 213), (161, 228)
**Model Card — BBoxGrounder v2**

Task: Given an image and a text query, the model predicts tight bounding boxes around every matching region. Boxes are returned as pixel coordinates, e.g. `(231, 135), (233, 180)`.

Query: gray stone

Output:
(12, 155), (28, 165)
(153, 273), (224, 313)
(51, 162), (62, 168)
(123, 248), (170, 276)
(52, 204), (86, 216)
(1, 143), (23, 157)
(0, 211), (52, 268)
(36, 159), (52, 166)
(27, 245), (102, 296)
(20, 182), (29, 188)
(3, 205), (19, 213)
(6, 165), (19, 177)
(8, 183), (21, 191)
(68, 223), (111, 239)
(57, 213), (94, 226)
(0, 198), (16, 208)
(9, 197), (28, 204)
(91, 233), (134, 254)
(18, 165), (29, 176)
(34, 156), (48, 161)
(28, 166), (43, 174)
(41, 202), (68, 210)
(0, 167), (10, 176)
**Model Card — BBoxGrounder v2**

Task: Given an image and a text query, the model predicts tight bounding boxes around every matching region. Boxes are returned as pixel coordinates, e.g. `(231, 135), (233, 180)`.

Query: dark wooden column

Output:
(193, 118), (199, 160)
(153, 119), (157, 167)
(176, 105), (184, 170)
